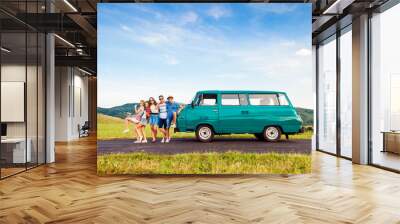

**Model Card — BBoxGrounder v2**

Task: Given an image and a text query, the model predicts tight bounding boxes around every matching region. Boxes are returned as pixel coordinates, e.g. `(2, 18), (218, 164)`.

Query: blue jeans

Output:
(149, 114), (159, 126)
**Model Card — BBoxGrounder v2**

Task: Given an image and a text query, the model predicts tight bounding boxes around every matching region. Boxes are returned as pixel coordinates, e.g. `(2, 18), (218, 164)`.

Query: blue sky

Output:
(98, 3), (312, 108)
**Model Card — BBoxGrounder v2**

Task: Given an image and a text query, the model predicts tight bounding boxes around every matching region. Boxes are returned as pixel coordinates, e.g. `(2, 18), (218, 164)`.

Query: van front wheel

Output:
(263, 126), (281, 142)
(196, 125), (214, 142)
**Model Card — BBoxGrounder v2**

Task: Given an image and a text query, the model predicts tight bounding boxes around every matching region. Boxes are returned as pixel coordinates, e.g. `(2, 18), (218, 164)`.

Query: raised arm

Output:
(177, 104), (184, 114)
(134, 105), (139, 114)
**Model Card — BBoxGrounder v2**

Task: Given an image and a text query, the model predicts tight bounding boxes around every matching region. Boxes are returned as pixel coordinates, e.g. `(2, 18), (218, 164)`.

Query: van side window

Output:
(249, 94), (279, 106)
(278, 94), (289, 106)
(199, 94), (217, 106)
(221, 94), (249, 106)
(221, 94), (239, 105)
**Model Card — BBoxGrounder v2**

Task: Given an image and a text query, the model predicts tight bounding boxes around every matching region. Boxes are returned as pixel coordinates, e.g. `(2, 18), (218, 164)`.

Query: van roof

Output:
(196, 90), (287, 94)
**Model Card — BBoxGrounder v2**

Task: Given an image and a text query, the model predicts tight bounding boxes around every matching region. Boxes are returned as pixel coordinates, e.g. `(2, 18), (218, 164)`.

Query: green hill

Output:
(97, 103), (138, 119)
(295, 107), (313, 126)
(97, 104), (314, 126)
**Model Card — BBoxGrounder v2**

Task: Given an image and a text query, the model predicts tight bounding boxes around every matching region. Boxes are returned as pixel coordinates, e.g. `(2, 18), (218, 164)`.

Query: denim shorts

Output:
(149, 114), (159, 126)
(158, 118), (171, 129)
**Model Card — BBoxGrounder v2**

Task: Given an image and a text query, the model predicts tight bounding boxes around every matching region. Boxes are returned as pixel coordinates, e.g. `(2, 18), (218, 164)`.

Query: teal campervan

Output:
(176, 90), (303, 142)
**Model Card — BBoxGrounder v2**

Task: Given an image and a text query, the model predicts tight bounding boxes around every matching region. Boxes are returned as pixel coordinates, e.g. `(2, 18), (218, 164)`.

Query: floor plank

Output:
(1, 136), (400, 223)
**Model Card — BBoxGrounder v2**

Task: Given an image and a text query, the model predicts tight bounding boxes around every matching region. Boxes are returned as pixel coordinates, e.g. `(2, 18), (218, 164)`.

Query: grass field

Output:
(97, 114), (313, 140)
(97, 114), (312, 174)
(97, 152), (311, 175)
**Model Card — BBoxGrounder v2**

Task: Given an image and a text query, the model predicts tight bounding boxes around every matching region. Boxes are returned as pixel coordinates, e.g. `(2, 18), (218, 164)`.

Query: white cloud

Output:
(248, 4), (298, 14)
(121, 25), (132, 32)
(164, 54), (179, 65)
(295, 48), (312, 56)
(125, 20), (222, 49)
(216, 73), (246, 80)
(280, 40), (296, 47)
(136, 32), (170, 46)
(181, 11), (198, 25)
(206, 6), (231, 20)
(134, 6), (164, 20)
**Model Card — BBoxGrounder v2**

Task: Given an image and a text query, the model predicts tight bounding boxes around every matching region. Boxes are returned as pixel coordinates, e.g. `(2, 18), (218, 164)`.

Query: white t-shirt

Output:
(158, 103), (167, 119)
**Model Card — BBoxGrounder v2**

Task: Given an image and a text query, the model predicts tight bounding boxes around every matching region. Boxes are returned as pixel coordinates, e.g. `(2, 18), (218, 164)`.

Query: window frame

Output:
(197, 93), (218, 106)
(277, 93), (290, 106)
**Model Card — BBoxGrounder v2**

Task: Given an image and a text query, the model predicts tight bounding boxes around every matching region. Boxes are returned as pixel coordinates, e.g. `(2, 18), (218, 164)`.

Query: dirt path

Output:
(97, 138), (311, 155)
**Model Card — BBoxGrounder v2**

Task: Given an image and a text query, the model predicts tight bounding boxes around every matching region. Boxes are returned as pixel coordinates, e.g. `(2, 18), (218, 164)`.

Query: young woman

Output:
(123, 103), (143, 134)
(135, 100), (147, 143)
(148, 97), (159, 143)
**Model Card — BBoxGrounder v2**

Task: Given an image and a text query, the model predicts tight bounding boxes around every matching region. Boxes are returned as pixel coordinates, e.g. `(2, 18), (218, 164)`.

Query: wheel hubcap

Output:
(199, 127), (211, 139)
(265, 127), (279, 140)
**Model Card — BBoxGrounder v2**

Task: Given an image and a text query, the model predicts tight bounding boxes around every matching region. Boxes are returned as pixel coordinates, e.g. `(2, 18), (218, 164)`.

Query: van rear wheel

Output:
(263, 126), (281, 142)
(196, 125), (214, 142)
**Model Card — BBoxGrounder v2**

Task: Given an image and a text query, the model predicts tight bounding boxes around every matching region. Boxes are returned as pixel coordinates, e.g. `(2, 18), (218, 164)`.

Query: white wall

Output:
(55, 67), (89, 141)
(1, 63), (46, 164)
(1, 65), (26, 139)
(1, 65), (41, 138)
(55, 67), (69, 141)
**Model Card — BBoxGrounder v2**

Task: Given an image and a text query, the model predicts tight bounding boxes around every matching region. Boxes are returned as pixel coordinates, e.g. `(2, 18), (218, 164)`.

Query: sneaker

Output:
(142, 139), (148, 143)
(123, 129), (129, 133)
(152, 139), (157, 143)
(134, 138), (142, 143)
(161, 138), (165, 143)
(165, 138), (170, 143)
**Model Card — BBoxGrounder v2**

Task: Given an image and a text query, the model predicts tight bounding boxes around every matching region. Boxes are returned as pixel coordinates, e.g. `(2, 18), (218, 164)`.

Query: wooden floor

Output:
(372, 151), (400, 171)
(1, 137), (400, 223)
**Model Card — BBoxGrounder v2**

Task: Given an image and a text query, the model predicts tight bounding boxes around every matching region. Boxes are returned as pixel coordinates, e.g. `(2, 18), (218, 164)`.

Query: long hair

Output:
(148, 97), (157, 106)
(136, 100), (145, 110)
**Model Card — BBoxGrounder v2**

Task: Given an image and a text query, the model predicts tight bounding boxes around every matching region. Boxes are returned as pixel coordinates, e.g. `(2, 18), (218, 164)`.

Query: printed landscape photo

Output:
(97, 3), (313, 175)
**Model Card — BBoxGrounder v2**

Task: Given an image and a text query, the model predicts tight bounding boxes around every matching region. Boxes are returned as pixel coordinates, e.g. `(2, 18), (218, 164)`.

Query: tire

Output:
(196, 125), (214, 142)
(254, 133), (264, 141)
(263, 126), (281, 142)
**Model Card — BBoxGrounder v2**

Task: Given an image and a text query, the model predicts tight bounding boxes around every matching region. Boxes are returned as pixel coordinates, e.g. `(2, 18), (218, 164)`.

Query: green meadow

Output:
(97, 152), (311, 175)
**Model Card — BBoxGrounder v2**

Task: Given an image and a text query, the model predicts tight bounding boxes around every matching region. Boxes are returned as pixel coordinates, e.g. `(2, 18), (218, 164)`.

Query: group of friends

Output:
(123, 95), (183, 143)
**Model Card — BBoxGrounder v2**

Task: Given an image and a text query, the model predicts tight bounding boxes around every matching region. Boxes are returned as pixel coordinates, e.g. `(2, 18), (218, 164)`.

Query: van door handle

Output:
(241, 110), (249, 114)
(212, 109), (218, 112)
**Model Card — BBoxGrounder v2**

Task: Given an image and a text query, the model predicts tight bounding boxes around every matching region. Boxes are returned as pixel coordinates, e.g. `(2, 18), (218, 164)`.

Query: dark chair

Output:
(79, 121), (90, 138)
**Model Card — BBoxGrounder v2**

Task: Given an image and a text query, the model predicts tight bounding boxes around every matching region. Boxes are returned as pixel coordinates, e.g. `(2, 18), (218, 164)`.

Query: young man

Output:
(166, 96), (180, 143)
(157, 95), (169, 143)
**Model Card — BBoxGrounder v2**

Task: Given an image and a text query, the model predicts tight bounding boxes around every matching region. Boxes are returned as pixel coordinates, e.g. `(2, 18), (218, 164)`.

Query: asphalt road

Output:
(97, 138), (311, 155)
